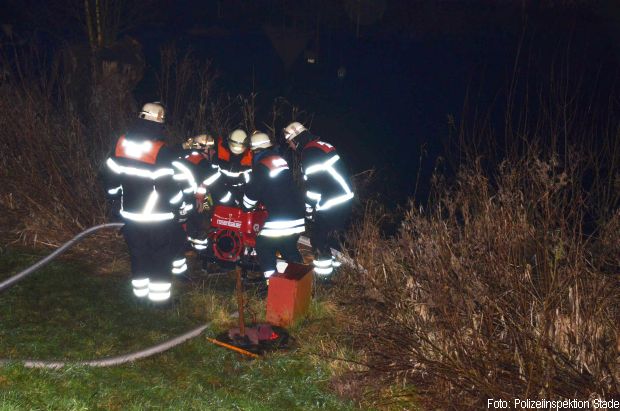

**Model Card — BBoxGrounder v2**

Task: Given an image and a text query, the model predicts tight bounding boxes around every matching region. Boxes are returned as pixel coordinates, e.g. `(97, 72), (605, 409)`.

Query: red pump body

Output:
(209, 205), (268, 262)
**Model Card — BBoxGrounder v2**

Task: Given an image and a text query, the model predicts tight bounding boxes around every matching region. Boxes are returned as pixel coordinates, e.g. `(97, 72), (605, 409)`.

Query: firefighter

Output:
(179, 134), (216, 253)
(202, 129), (253, 206)
(242, 131), (305, 281)
(283, 122), (354, 277)
(104, 102), (192, 304)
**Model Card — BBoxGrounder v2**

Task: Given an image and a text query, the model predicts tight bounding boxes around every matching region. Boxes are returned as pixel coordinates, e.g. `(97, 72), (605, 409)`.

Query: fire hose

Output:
(0, 223), (214, 369)
(0, 223), (359, 368)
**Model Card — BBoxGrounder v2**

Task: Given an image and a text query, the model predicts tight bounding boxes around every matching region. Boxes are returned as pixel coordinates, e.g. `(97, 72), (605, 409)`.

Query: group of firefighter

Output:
(104, 102), (354, 305)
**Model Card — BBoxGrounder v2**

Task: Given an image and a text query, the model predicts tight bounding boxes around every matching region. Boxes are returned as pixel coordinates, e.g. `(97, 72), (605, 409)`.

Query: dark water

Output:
(131, 4), (620, 206)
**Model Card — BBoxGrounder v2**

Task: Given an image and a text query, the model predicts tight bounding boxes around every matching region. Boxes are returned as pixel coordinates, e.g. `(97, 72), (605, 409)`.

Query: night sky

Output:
(3, 0), (620, 204)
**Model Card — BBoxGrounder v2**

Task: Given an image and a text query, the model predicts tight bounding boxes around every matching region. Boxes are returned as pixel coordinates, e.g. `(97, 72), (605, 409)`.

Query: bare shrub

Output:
(0, 44), (127, 246)
(158, 45), (221, 140)
(337, 152), (619, 408)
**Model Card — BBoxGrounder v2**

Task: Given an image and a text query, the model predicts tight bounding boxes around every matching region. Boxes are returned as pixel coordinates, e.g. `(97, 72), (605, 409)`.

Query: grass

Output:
(0, 248), (360, 410)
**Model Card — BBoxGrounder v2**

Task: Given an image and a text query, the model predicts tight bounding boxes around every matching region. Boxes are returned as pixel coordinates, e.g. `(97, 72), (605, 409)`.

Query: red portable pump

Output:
(208, 205), (268, 263)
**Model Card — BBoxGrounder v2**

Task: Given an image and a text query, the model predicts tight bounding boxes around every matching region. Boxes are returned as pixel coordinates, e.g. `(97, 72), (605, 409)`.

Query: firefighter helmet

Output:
(185, 134), (214, 150)
(283, 121), (306, 141)
(139, 102), (165, 123)
(228, 129), (247, 155)
(250, 131), (272, 150)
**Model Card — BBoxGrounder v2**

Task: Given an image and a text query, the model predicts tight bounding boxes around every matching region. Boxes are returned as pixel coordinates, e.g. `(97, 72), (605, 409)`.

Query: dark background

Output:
(3, 0), (620, 204)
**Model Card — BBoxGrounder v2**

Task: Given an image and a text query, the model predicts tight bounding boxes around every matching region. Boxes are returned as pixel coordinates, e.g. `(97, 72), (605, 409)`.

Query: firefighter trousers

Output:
(312, 202), (352, 257)
(255, 234), (303, 274)
(122, 220), (178, 282)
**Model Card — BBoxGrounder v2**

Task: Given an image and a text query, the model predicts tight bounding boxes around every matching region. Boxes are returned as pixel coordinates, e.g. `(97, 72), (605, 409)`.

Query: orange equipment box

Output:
(266, 262), (313, 327)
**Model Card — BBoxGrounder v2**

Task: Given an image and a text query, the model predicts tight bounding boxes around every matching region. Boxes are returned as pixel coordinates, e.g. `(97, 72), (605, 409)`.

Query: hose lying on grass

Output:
(0, 223), (125, 292)
(0, 324), (211, 369)
(0, 222), (215, 369)
(0, 223), (359, 368)
(0, 223), (356, 293)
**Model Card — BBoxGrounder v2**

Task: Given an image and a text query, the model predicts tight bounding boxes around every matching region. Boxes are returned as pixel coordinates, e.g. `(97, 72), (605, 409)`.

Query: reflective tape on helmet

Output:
(106, 158), (174, 179)
(193, 244), (207, 250)
(172, 258), (186, 267)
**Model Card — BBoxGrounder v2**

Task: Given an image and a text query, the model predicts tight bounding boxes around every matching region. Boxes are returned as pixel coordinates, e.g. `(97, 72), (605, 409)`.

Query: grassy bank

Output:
(0, 248), (359, 410)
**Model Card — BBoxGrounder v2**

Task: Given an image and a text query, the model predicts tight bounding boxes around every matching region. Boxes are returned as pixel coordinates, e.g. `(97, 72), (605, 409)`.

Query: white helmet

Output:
(139, 102), (165, 123)
(228, 129), (247, 155)
(250, 131), (272, 150)
(283, 121), (306, 141)
(184, 134), (214, 150)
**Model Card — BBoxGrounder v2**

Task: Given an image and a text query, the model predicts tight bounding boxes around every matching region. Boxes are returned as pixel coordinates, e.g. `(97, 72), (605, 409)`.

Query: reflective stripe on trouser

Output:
(172, 257), (187, 274)
(255, 234), (302, 275)
(313, 257), (333, 276)
(188, 236), (208, 250)
(132, 277), (149, 298)
(122, 220), (178, 283)
(148, 281), (172, 302)
(311, 203), (351, 272)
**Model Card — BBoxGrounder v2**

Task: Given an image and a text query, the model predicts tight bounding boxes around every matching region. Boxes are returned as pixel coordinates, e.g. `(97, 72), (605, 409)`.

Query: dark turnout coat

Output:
(242, 148), (305, 237)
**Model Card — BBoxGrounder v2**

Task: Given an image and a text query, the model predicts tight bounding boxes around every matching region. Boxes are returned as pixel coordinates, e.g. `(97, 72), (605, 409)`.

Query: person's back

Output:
(245, 149), (304, 230)
(107, 119), (179, 222)
(104, 102), (188, 304)
(243, 132), (304, 280)
(284, 122), (354, 277)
